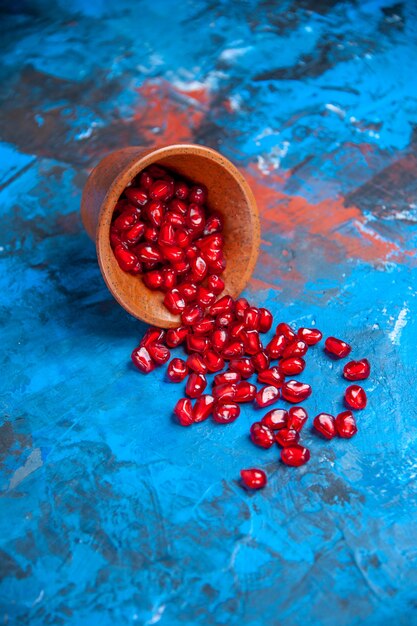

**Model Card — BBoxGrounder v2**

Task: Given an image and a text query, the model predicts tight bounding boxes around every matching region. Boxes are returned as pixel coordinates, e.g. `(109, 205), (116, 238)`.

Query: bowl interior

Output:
(98, 146), (259, 328)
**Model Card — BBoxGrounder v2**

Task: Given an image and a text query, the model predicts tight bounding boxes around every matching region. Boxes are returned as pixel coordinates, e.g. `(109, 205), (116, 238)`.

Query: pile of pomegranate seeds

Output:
(111, 165), (370, 491)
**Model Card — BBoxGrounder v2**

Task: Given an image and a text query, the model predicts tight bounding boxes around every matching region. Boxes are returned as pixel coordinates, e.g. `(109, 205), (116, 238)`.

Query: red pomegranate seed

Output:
(120, 221), (145, 246)
(211, 328), (229, 352)
(196, 286), (216, 308)
(345, 384), (367, 410)
(257, 367), (284, 388)
(143, 270), (164, 290)
(213, 402), (240, 424)
(214, 371), (241, 385)
(186, 372), (207, 398)
(178, 282), (197, 302)
(196, 233), (224, 254)
(135, 243), (162, 263)
(266, 334), (287, 359)
(281, 380), (312, 403)
(297, 327), (323, 345)
(138, 172), (152, 190)
(230, 321), (246, 340)
(162, 268), (177, 291)
(113, 207), (140, 231)
(275, 428), (300, 448)
(147, 343), (170, 365)
(208, 274), (224, 294)
(229, 358), (255, 379)
(146, 200), (165, 227)
(193, 394), (215, 423)
(207, 254), (226, 274)
(174, 397), (194, 426)
(165, 212), (185, 228)
(143, 225), (159, 243)
(174, 180), (189, 200)
(262, 408), (288, 430)
(343, 359), (370, 381)
(159, 244), (185, 264)
(131, 345), (155, 373)
(325, 336), (351, 359)
(279, 356), (306, 376)
(209, 295), (234, 316)
(171, 259), (190, 275)
(235, 298), (249, 319)
(125, 187), (148, 207)
(242, 330), (263, 355)
(222, 341), (244, 359)
(287, 406), (308, 432)
(313, 413), (336, 439)
(212, 383), (237, 401)
(110, 227), (122, 249)
(181, 304), (204, 326)
(193, 317), (215, 335)
(187, 353), (207, 374)
(140, 327), (166, 349)
(215, 312), (235, 328)
(169, 198), (188, 215)
(186, 334), (209, 353)
(335, 410), (358, 438)
(240, 468), (267, 490)
(258, 308), (273, 333)
(113, 245), (141, 273)
(189, 184), (207, 205)
(204, 213), (224, 235)
(282, 339), (308, 359)
(149, 179), (174, 201)
(167, 358), (188, 382)
(175, 228), (192, 248)
(165, 326), (188, 348)
(187, 203), (205, 231)
(255, 385), (280, 408)
(204, 350), (225, 372)
(251, 351), (270, 373)
(250, 422), (275, 448)
(235, 382), (257, 402)
(163, 288), (186, 314)
(190, 256), (208, 282)
(244, 307), (260, 330)
(281, 445), (310, 467)
(276, 322), (296, 341)
(158, 221), (175, 246)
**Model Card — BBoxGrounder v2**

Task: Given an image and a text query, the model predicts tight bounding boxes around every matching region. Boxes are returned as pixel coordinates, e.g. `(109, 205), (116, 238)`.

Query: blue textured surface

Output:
(1, 1), (417, 624)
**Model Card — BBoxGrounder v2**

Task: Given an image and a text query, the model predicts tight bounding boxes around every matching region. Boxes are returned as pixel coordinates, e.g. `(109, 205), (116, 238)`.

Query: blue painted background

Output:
(1, 1), (417, 624)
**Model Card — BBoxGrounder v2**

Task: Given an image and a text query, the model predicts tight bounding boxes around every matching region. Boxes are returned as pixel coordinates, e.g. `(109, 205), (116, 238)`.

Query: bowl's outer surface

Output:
(81, 144), (260, 328)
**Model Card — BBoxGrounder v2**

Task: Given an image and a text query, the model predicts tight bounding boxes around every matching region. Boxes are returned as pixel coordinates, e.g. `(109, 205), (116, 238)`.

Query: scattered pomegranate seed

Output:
(250, 422), (275, 448)
(193, 394), (215, 423)
(335, 410), (358, 438)
(187, 334), (209, 353)
(282, 339), (308, 359)
(279, 356), (305, 376)
(251, 351), (270, 372)
(212, 328), (229, 352)
(212, 383), (237, 401)
(255, 385), (280, 408)
(313, 413), (336, 439)
(131, 345), (155, 373)
(275, 428), (300, 448)
(234, 382), (257, 402)
(165, 326), (188, 348)
(214, 371), (241, 385)
(343, 359), (370, 381)
(266, 334), (287, 359)
(297, 327), (323, 345)
(213, 402), (240, 424)
(167, 358), (188, 382)
(229, 358), (255, 379)
(164, 288), (186, 314)
(244, 307), (260, 330)
(281, 380), (312, 403)
(222, 341), (244, 359)
(181, 304), (204, 326)
(287, 407), (308, 432)
(193, 317), (215, 336)
(174, 398), (194, 426)
(186, 353), (207, 374)
(344, 385), (367, 410)
(204, 350), (225, 372)
(148, 343), (170, 365)
(208, 274), (224, 294)
(281, 445), (310, 467)
(240, 468), (267, 490)
(209, 295), (234, 316)
(258, 308), (273, 333)
(276, 322), (296, 341)
(140, 327), (166, 349)
(186, 372), (207, 398)
(261, 408), (288, 430)
(257, 367), (284, 388)
(325, 336), (351, 359)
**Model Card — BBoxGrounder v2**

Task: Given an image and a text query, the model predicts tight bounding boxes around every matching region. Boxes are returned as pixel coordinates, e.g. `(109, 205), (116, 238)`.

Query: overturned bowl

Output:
(81, 144), (260, 328)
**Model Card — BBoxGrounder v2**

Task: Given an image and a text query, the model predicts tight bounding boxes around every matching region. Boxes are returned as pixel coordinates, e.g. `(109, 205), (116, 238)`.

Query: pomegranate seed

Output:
(211, 328), (229, 352)
(212, 383), (237, 401)
(215, 312), (235, 328)
(147, 343), (170, 365)
(325, 336), (351, 359)
(214, 371), (241, 385)
(190, 256), (208, 282)
(131, 345), (155, 373)
(186, 372), (207, 398)
(281, 445), (310, 467)
(240, 468), (267, 490)
(222, 341), (244, 359)
(343, 359), (370, 381)
(178, 282), (198, 302)
(345, 384), (367, 410)
(235, 382), (257, 402)
(203, 213), (224, 235)
(297, 327), (323, 345)
(143, 270), (164, 290)
(175, 228), (192, 248)
(208, 274), (225, 294)
(287, 407), (308, 432)
(165, 326), (188, 348)
(167, 358), (188, 382)
(281, 380), (312, 403)
(138, 172), (153, 190)
(255, 385), (280, 408)
(186, 334), (209, 353)
(171, 259), (190, 275)
(230, 321), (246, 340)
(113, 208), (139, 231)
(147, 164), (168, 178)
(165, 212), (185, 227)
(257, 367), (284, 388)
(125, 187), (148, 206)
(204, 350), (225, 372)
(169, 198), (188, 215)
(235, 298), (249, 319)
(213, 402), (240, 424)
(187, 203), (205, 231)
(146, 200), (165, 227)
(174, 397), (194, 426)
(158, 222), (175, 246)
(135, 243), (162, 263)
(196, 286), (216, 308)
(189, 184), (207, 205)
(162, 268), (177, 291)
(251, 351), (270, 372)
(163, 289), (186, 314)
(120, 221), (145, 246)
(110, 227), (122, 249)
(193, 394), (215, 423)
(282, 339), (308, 358)
(181, 304), (204, 326)
(258, 308), (273, 333)
(140, 327), (166, 349)
(266, 334), (287, 359)
(313, 413), (336, 439)
(244, 307), (260, 330)
(279, 356), (306, 376)
(275, 428), (300, 448)
(250, 422), (275, 448)
(209, 295), (234, 316)
(335, 410), (358, 438)
(174, 180), (189, 200)
(262, 408), (288, 430)
(193, 317), (215, 335)
(276, 322), (296, 341)
(207, 254), (226, 274)
(242, 330), (263, 355)
(187, 353), (207, 374)
(143, 225), (159, 243)
(159, 244), (185, 264)
(149, 179), (174, 201)
(196, 233), (224, 254)
(113, 245), (141, 273)
(229, 358), (255, 379)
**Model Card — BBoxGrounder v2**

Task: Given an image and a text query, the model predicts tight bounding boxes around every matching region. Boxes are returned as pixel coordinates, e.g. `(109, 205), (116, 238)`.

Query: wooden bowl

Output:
(81, 144), (260, 328)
